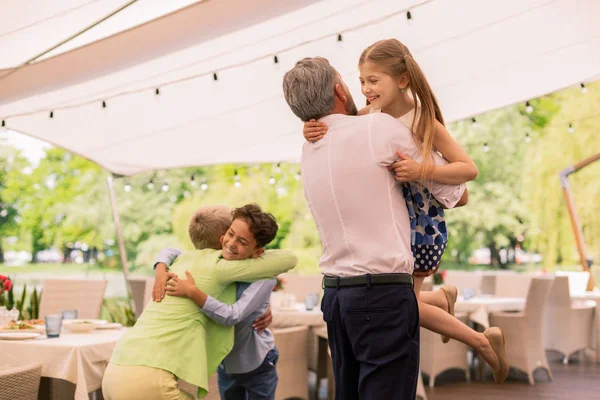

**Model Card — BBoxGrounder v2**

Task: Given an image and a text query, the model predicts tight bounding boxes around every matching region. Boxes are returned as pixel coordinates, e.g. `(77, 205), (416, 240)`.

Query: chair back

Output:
(0, 364), (42, 400)
(38, 279), (107, 319)
(479, 275), (496, 295)
(495, 274), (532, 297)
(128, 277), (155, 318)
(272, 326), (309, 400)
(545, 276), (571, 309)
(444, 271), (481, 293)
(556, 271), (590, 296)
(279, 273), (322, 303)
(524, 277), (554, 318)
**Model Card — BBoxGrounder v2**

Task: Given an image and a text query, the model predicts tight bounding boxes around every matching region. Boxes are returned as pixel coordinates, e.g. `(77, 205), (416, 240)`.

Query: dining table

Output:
(455, 295), (526, 328)
(0, 327), (125, 400)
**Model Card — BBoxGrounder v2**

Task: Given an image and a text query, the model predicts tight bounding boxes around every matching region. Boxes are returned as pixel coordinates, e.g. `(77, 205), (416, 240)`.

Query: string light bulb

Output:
(155, 88), (160, 95)
(406, 10), (413, 21)
(295, 172), (301, 181)
(50, 111), (54, 118)
(147, 179), (155, 190)
(337, 33), (343, 42)
(190, 175), (197, 186)
(213, 72), (218, 81)
(568, 123), (574, 134)
(161, 182), (170, 192)
(581, 83), (588, 94)
(525, 133), (531, 143)
(525, 101), (533, 113)
(102, 100), (107, 109)
(471, 117), (478, 129)
(483, 143), (490, 153)
(200, 178), (208, 191)
(0, 120), (5, 133)
(273, 55), (279, 64)
(275, 162), (281, 173)
(269, 176), (276, 185)
(124, 180), (132, 192)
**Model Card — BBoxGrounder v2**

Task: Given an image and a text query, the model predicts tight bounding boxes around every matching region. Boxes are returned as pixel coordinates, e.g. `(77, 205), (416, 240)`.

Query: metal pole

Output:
(106, 175), (135, 310)
(559, 152), (600, 291)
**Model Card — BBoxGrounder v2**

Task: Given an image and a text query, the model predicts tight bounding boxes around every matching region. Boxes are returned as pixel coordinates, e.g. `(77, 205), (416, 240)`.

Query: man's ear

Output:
(334, 84), (347, 103)
(252, 247), (265, 259)
(219, 235), (225, 246)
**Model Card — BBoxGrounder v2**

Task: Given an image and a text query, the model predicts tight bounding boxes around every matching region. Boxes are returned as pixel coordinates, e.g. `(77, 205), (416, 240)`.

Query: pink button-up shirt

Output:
(301, 112), (464, 277)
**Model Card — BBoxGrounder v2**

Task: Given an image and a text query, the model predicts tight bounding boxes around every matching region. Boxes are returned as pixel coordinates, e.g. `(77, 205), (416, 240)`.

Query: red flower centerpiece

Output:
(0, 275), (12, 307)
(273, 276), (286, 292)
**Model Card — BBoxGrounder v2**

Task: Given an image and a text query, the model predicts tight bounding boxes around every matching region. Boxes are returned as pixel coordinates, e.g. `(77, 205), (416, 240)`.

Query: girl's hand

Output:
(303, 119), (328, 142)
(389, 151), (422, 182)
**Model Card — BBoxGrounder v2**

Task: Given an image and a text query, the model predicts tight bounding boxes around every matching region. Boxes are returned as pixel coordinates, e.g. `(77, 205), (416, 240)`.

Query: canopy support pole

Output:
(106, 174), (136, 312)
(559, 153), (600, 291)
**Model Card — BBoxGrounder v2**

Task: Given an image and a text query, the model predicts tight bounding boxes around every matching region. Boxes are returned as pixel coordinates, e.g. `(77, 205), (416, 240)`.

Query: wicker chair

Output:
(273, 326), (309, 400)
(0, 364), (42, 400)
(543, 275), (595, 364)
(489, 277), (555, 385)
(128, 276), (155, 318)
(39, 279), (107, 319)
(420, 312), (470, 387)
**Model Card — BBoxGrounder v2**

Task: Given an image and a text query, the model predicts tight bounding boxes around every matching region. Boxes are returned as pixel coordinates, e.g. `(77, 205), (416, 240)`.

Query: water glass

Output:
(304, 293), (319, 311)
(45, 315), (63, 338)
(61, 309), (78, 320)
(463, 288), (475, 300)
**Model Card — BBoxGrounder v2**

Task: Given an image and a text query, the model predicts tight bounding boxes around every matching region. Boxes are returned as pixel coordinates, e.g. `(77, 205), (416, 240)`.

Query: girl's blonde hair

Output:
(359, 38), (443, 180)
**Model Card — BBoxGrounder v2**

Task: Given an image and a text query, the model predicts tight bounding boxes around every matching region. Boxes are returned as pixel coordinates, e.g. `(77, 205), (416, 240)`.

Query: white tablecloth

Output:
(272, 303), (325, 329)
(572, 291), (600, 361)
(455, 296), (526, 328)
(0, 328), (125, 400)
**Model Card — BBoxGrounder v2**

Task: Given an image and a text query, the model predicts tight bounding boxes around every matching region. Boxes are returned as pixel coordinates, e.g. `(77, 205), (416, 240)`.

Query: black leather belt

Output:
(322, 273), (414, 289)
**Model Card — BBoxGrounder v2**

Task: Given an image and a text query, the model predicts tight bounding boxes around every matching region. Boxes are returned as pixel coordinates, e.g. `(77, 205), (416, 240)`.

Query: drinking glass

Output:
(61, 309), (78, 320)
(304, 293), (319, 311)
(45, 315), (63, 338)
(463, 288), (475, 300)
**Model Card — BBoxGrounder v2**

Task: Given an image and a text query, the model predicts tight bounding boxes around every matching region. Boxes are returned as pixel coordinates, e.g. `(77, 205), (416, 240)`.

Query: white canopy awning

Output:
(1, 0), (599, 176)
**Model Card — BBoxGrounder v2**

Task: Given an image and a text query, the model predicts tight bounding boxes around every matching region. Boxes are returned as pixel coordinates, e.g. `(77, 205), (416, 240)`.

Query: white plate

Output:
(0, 332), (41, 340)
(96, 322), (122, 330)
(63, 322), (98, 333)
(64, 319), (107, 325)
(0, 324), (45, 333)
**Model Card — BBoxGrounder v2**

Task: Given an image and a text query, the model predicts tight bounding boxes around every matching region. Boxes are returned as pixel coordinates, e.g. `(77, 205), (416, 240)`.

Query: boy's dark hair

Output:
(232, 204), (278, 248)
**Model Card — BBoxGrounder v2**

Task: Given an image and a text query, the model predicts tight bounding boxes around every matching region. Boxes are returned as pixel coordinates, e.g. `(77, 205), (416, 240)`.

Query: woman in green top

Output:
(102, 204), (298, 400)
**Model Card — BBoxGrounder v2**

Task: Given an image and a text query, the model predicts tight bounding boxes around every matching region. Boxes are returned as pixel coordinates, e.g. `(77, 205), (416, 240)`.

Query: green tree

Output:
(522, 81), (600, 268)
(0, 145), (28, 262)
(445, 105), (530, 267)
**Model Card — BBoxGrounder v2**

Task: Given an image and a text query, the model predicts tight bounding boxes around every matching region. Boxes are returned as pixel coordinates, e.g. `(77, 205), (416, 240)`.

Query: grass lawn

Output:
(1, 262), (153, 276)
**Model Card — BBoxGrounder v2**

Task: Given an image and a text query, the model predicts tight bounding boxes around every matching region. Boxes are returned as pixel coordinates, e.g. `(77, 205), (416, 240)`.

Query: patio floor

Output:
(423, 352), (599, 400)
(311, 352), (600, 400)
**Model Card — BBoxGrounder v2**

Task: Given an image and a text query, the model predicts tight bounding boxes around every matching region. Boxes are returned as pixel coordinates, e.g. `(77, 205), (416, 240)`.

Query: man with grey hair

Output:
(283, 57), (464, 399)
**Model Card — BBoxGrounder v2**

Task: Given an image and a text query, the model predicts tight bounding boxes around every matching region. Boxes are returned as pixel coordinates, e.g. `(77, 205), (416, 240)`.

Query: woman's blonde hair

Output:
(188, 205), (232, 250)
(359, 38), (444, 180)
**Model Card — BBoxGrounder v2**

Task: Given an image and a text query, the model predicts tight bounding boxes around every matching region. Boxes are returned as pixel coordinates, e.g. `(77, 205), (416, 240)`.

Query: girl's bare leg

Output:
(413, 276), (500, 372)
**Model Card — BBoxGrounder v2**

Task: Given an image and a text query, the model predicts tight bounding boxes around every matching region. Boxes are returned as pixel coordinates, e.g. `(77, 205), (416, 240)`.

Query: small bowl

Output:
(63, 321), (98, 333)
